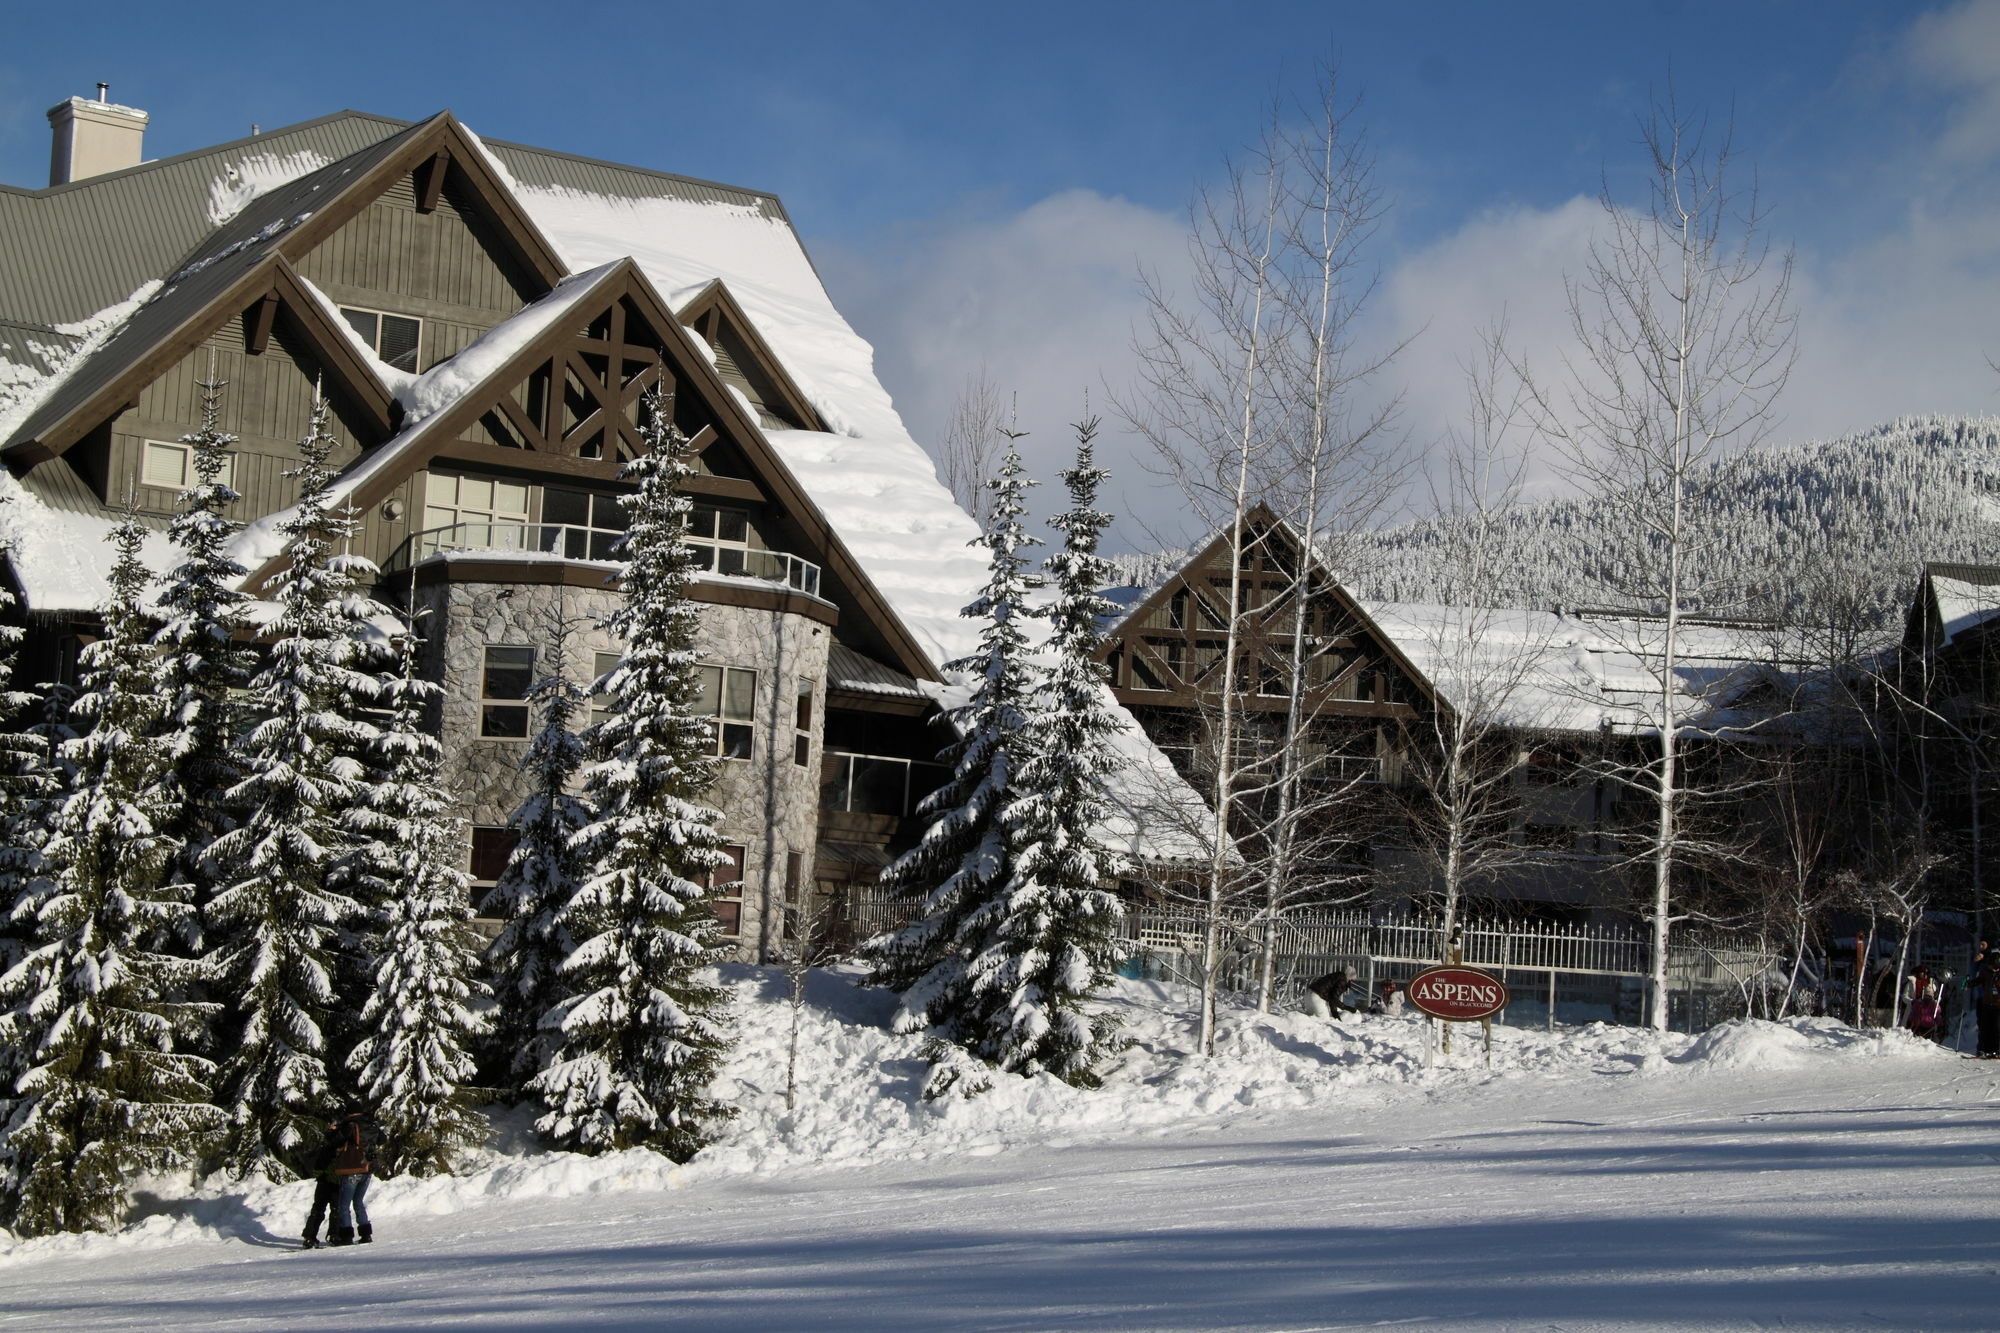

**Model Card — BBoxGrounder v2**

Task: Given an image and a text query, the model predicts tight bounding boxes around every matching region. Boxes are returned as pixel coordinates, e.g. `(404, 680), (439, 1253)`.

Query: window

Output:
(695, 665), (756, 759)
(143, 439), (234, 491)
(794, 677), (814, 767)
(543, 488), (630, 560)
(590, 651), (622, 724)
(688, 503), (755, 575)
(480, 646), (535, 738)
(340, 306), (422, 372)
(470, 827), (519, 885)
(424, 472), (531, 553)
(706, 844), (747, 936)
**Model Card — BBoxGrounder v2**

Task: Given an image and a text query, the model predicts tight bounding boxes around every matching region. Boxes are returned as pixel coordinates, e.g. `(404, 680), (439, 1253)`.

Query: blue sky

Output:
(3, 2), (1996, 543)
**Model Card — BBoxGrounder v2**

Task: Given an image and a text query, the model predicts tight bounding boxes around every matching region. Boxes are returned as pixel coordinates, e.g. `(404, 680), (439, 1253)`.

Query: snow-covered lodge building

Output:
(0, 95), (1201, 952)
(1100, 508), (1798, 918)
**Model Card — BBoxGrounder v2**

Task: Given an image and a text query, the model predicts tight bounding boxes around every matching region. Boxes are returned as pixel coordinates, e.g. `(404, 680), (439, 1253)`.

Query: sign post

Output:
(1406, 964), (1510, 1067)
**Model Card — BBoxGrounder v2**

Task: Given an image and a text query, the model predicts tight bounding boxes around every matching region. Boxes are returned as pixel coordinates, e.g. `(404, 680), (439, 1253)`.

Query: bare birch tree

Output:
(936, 369), (1007, 528)
(1515, 94), (1796, 1029)
(1119, 71), (1404, 1044)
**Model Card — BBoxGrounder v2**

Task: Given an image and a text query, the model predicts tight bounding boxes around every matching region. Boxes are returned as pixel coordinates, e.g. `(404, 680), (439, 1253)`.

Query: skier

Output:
(327, 1109), (377, 1246)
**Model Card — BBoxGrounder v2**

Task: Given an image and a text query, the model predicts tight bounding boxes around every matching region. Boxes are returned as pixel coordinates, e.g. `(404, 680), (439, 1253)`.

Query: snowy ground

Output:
(3, 969), (1995, 1331)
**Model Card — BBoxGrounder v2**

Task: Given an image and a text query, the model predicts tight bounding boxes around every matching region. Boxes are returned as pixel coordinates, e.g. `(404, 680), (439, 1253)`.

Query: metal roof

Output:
(3, 120), (432, 454)
(827, 642), (927, 699)
(0, 112), (410, 330)
(0, 109), (795, 338)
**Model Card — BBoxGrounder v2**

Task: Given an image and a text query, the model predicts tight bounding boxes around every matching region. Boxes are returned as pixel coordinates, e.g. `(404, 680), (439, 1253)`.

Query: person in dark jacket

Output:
(299, 1118), (344, 1250)
(1975, 958), (2000, 1059)
(329, 1109), (376, 1245)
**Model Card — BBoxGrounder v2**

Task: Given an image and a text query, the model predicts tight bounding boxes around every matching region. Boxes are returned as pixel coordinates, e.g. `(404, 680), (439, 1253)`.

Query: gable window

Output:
(695, 664), (756, 759)
(340, 306), (422, 373)
(705, 844), (747, 937)
(423, 472), (531, 555)
(143, 439), (234, 491)
(481, 645), (535, 738)
(688, 503), (752, 573)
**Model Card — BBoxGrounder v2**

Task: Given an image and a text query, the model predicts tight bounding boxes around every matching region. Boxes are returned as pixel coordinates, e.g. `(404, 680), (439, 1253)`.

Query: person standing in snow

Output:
(298, 1118), (343, 1250)
(1307, 969), (1358, 1018)
(327, 1110), (376, 1245)
(1904, 967), (1945, 1043)
(1973, 956), (2000, 1059)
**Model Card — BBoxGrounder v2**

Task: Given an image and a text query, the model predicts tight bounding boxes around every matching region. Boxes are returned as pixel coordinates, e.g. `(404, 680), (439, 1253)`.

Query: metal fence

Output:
(843, 886), (1778, 1032)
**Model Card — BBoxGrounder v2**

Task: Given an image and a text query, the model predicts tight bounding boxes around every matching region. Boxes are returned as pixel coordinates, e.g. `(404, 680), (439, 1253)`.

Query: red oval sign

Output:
(1405, 965), (1509, 1021)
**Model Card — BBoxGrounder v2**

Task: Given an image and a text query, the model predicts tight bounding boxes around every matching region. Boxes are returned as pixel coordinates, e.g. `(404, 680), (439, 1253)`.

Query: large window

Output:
(543, 487), (630, 560)
(424, 472), (532, 554)
(143, 439), (234, 491)
(481, 646), (535, 738)
(695, 665), (756, 759)
(340, 305), (422, 372)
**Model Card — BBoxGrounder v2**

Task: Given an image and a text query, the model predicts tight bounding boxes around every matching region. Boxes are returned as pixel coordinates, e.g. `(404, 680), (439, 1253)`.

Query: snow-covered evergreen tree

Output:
(862, 438), (1042, 1098)
(0, 516), (221, 1236)
(0, 525), (55, 969)
(482, 606), (592, 1097)
(347, 635), (489, 1177)
(205, 392), (384, 1179)
(530, 393), (734, 1160)
(152, 374), (251, 937)
(985, 417), (1127, 1086)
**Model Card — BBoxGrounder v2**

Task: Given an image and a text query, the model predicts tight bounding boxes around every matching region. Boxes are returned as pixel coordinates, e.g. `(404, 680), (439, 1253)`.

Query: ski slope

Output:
(3, 975), (1994, 1331)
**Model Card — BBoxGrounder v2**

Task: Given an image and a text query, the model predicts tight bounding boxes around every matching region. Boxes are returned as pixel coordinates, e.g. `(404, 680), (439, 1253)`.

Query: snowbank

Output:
(0, 966), (1948, 1266)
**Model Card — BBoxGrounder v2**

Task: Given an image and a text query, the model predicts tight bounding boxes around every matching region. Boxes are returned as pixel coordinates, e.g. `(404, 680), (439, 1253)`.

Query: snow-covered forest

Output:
(1109, 416), (2000, 633)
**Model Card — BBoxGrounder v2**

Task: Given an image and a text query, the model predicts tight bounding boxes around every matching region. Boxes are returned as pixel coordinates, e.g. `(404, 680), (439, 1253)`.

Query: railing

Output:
(690, 540), (821, 597)
(820, 752), (948, 818)
(838, 887), (1780, 1031)
(393, 521), (823, 596)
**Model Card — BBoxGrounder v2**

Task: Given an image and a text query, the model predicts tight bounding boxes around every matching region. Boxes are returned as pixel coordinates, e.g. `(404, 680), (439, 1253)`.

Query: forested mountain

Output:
(1108, 417), (2000, 636)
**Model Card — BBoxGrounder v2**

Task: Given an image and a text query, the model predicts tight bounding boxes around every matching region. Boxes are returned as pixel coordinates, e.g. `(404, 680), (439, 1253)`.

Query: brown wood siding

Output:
(113, 322), (397, 547)
(292, 176), (533, 369)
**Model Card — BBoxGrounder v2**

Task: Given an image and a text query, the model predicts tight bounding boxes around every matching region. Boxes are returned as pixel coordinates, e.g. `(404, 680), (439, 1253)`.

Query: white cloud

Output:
(1904, 0), (2000, 162)
(815, 190), (1201, 548)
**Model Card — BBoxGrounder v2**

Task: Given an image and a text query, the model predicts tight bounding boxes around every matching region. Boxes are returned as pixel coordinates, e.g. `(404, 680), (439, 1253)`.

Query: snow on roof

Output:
(1930, 574), (2000, 646)
(230, 263), (628, 575)
(206, 148), (334, 227)
(1367, 600), (1786, 737)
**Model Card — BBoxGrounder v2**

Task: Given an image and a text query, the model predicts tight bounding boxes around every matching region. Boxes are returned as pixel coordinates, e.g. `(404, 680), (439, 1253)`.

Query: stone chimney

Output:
(47, 85), (148, 186)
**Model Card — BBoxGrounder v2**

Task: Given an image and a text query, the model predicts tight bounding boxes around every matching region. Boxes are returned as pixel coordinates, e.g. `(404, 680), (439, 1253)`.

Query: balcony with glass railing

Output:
(821, 751), (948, 819)
(391, 521), (822, 597)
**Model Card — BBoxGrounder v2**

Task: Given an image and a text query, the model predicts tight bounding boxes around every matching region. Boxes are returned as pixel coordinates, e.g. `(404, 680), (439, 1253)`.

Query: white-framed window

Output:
(794, 676), (814, 768)
(143, 439), (234, 491)
(706, 844), (746, 937)
(423, 471), (532, 554)
(480, 645), (535, 738)
(688, 503), (756, 575)
(695, 665), (756, 760)
(340, 305), (422, 373)
(590, 650), (622, 724)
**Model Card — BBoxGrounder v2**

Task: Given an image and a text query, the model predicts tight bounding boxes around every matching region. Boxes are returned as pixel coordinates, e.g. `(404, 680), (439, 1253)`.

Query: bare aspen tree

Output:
(1120, 115), (1287, 1056)
(1120, 72), (1403, 1045)
(1243, 76), (1407, 1011)
(1515, 95), (1795, 1030)
(936, 369), (1007, 528)
(1394, 335), (1562, 945)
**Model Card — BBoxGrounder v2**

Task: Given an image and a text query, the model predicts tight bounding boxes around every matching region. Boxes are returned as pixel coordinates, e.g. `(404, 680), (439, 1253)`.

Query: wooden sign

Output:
(1406, 965), (1509, 1022)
